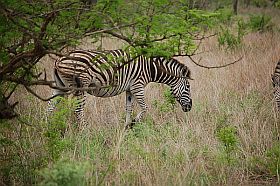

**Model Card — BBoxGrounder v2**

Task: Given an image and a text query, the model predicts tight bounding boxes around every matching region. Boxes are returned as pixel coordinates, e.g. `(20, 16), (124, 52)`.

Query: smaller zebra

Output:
(272, 60), (280, 110)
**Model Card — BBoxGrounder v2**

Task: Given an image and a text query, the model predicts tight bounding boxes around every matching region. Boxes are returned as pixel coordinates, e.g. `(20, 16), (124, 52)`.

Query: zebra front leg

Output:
(125, 91), (135, 129)
(73, 91), (87, 130)
(131, 88), (148, 124)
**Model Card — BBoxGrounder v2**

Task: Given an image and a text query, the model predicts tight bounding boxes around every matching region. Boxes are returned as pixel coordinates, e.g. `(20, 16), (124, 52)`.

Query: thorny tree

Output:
(0, 0), (241, 120)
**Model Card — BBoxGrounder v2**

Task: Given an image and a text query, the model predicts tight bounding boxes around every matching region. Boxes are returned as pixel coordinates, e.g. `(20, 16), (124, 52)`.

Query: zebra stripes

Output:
(272, 60), (280, 110)
(48, 49), (192, 128)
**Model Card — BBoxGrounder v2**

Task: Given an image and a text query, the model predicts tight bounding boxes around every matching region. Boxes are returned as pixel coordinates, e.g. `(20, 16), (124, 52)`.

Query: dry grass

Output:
(2, 7), (280, 186)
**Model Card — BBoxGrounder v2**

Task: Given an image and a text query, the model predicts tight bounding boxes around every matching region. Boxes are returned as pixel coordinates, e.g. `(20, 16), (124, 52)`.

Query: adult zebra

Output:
(48, 49), (192, 128)
(272, 60), (280, 110)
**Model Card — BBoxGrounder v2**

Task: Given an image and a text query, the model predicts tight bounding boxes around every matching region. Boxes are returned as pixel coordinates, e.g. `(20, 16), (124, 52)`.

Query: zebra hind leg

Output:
(46, 89), (68, 136)
(73, 90), (87, 130)
(129, 88), (148, 127)
(46, 89), (66, 120)
(125, 91), (135, 130)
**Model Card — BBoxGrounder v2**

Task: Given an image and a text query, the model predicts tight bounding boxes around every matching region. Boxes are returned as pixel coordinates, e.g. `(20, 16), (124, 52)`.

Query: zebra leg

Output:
(125, 91), (135, 129)
(73, 90), (87, 130)
(47, 69), (68, 117)
(131, 88), (148, 124)
(46, 89), (68, 136)
(46, 89), (66, 118)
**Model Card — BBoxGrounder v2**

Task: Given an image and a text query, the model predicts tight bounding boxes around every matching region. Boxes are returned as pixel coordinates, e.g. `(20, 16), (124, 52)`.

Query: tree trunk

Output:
(244, 0), (250, 7)
(233, 0), (238, 15)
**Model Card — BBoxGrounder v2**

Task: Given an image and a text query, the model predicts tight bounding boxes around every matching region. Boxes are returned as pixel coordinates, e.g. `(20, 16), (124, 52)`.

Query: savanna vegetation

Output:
(1, 0), (280, 185)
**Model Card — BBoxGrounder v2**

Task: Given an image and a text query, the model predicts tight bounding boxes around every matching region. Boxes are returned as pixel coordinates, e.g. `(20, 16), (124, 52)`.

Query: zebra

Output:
(47, 49), (192, 128)
(272, 60), (280, 110)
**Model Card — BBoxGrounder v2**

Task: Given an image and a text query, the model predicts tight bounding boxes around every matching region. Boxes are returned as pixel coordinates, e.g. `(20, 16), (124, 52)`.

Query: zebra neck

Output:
(150, 59), (179, 86)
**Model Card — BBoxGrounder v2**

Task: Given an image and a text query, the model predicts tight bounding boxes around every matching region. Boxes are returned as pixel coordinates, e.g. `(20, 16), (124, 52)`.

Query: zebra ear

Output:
(182, 67), (193, 80)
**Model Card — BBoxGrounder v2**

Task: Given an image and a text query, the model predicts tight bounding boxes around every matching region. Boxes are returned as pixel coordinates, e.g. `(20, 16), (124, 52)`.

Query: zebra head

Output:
(170, 66), (192, 112)
(272, 74), (280, 109)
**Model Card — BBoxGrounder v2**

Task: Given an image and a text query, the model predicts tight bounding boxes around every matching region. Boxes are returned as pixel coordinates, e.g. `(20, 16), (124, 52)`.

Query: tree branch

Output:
(181, 55), (244, 69)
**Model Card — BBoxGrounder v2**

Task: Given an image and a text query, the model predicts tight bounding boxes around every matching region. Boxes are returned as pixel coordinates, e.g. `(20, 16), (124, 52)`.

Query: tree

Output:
(0, 0), (237, 120)
(233, 0), (238, 14)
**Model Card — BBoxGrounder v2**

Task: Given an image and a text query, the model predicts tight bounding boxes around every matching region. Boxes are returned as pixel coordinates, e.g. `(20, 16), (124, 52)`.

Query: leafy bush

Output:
(218, 28), (242, 50)
(215, 111), (238, 165)
(218, 18), (246, 50)
(215, 8), (234, 24)
(45, 97), (77, 161)
(152, 87), (176, 112)
(266, 143), (280, 176)
(216, 126), (238, 155)
(252, 0), (269, 7)
(274, 0), (280, 8)
(248, 14), (273, 32)
(39, 160), (88, 186)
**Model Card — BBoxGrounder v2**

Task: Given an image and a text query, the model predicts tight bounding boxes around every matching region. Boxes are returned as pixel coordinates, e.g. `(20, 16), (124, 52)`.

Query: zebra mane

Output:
(272, 74), (280, 86)
(154, 57), (192, 79)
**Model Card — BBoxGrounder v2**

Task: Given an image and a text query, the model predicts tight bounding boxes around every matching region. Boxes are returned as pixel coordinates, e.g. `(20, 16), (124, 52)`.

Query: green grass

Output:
(1, 86), (279, 185)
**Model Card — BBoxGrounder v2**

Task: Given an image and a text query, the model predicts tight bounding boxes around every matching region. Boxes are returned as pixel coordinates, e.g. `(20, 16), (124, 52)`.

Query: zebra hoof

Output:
(125, 120), (136, 130)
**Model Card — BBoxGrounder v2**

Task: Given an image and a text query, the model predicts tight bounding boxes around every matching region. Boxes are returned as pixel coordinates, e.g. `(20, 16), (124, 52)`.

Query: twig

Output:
(186, 55), (243, 69)
(23, 85), (73, 101)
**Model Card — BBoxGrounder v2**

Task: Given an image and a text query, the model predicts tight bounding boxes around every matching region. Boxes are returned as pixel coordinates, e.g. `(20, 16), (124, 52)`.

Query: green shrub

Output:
(39, 160), (88, 186)
(215, 8), (234, 24)
(216, 120), (238, 165)
(274, 0), (280, 8)
(266, 143), (280, 176)
(248, 14), (273, 32)
(218, 19), (246, 50)
(45, 97), (77, 161)
(252, 0), (269, 7)
(152, 87), (176, 112)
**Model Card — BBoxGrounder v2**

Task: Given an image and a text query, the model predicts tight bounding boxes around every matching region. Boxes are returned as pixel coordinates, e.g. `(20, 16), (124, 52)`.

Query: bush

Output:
(274, 0), (280, 8)
(152, 87), (176, 113)
(39, 160), (88, 186)
(45, 97), (77, 161)
(266, 143), (280, 176)
(248, 14), (273, 32)
(218, 28), (242, 50)
(252, 0), (269, 7)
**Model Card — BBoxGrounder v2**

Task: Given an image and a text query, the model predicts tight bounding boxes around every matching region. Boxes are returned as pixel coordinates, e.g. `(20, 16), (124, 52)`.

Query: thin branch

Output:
(85, 23), (136, 38)
(103, 30), (134, 45)
(5, 83), (19, 100)
(23, 85), (72, 101)
(183, 55), (244, 69)
(190, 32), (217, 41)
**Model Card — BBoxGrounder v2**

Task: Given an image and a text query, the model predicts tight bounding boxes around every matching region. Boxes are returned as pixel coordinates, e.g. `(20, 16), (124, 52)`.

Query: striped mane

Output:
(153, 57), (191, 79)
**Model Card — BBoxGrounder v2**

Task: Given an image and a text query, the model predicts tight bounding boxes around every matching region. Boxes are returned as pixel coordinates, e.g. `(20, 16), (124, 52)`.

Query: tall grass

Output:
(1, 7), (280, 186)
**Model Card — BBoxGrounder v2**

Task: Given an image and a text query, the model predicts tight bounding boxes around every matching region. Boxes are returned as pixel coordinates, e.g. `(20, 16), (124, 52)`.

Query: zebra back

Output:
(272, 60), (280, 87)
(55, 50), (136, 87)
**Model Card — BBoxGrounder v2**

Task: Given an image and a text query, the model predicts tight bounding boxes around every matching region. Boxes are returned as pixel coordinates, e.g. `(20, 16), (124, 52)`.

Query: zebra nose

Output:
(182, 99), (192, 112)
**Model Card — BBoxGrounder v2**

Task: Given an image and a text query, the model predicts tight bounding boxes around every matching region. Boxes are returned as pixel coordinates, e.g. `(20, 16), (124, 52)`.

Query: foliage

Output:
(152, 87), (176, 112)
(215, 8), (234, 24)
(252, 0), (269, 7)
(248, 14), (273, 32)
(218, 19), (246, 50)
(38, 160), (88, 186)
(265, 143), (280, 176)
(216, 125), (238, 164)
(0, 0), (233, 118)
(274, 0), (280, 8)
(45, 97), (77, 161)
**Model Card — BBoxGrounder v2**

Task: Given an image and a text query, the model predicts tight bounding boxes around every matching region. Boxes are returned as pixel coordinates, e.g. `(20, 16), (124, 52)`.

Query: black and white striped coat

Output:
(48, 49), (192, 127)
(272, 60), (280, 110)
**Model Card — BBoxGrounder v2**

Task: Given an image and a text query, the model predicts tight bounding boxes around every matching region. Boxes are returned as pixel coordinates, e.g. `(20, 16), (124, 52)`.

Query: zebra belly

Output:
(88, 84), (129, 97)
